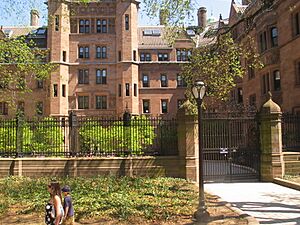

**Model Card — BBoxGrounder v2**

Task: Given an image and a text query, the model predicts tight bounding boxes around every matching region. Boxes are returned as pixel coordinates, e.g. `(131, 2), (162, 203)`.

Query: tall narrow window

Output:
(96, 69), (107, 84)
(133, 50), (136, 61)
(270, 27), (278, 47)
(118, 51), (122, 61)
(262, 73), (270, 94)
(143, 100), (150, 113)
(118, 84), (122, 97)
(142, 74), (149, 87)
(53, 84), (58, 97)
(78, 46), (89, 59)
(78, 96), (89, 109)
(102, 46), (107, 58)
(125, 83), (130, 96)
(134, 83), (137, 97)
(125, 14), (129, 30)
(85, 20), (90, 33)
(96, 96), (107, 109)
(295, 12), (300, 36)
(55, 15), (59, 31)
(259, 31), (267, 52)
(161, 100), (168, 113)
(0, 102), (8, 115)
(102, 19), (107, 33)
(96, 19), (102, 33)
(160, 74), (168, 87)
(78, 69), (89, 84)
(273, 70), (281, 91)
(62, 51), (66, 62)
(62, 84), (66, 97)
(79, 20), (85, 33)
(96, 47), (101, 58)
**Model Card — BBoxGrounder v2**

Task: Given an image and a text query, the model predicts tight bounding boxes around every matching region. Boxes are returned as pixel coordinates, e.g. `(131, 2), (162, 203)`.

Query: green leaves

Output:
(0, 37), (54, 106)
(79, 116), (156, 156)
(181, 33), (263, 106)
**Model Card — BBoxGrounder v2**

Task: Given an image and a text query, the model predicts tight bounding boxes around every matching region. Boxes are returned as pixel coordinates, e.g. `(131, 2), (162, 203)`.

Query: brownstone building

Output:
(1, 0), (223, 118)
(230, 0), (300, 113)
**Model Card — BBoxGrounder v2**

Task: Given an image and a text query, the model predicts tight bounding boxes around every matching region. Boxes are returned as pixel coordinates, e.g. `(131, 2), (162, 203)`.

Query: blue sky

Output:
(0, 0), (234, 27)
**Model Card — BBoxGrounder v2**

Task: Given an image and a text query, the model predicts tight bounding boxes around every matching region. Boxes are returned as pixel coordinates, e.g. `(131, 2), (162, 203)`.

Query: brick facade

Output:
(230, 0), (300, 113)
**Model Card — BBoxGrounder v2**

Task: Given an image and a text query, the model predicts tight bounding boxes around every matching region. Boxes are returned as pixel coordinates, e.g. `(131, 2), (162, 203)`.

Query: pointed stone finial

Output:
(267, 91), (272, 100)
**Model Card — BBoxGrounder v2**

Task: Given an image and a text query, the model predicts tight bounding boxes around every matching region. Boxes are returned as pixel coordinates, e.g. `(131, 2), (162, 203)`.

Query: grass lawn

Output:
(0, 176), (247, 224)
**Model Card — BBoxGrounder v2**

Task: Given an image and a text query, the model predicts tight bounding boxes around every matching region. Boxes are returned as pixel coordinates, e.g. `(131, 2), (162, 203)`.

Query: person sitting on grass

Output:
(61, 185), (74, 225)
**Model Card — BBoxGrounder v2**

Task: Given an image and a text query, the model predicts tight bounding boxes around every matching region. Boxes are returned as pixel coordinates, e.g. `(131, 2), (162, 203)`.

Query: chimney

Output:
(30, 9), (39, 27)
(198, 7), (207, 28)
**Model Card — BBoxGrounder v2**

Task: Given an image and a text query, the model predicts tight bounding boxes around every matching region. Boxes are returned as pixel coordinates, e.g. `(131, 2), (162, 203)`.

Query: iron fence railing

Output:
(282, 113), (300, 151)
(0, 115), (178, 157)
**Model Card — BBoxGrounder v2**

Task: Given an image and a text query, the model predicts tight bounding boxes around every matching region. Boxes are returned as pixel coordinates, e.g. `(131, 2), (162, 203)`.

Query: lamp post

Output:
(192, 80), (209, 221)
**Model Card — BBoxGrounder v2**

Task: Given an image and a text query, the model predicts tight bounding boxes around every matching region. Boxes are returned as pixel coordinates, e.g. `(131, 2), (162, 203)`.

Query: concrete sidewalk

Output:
(205, 182), (300, 225)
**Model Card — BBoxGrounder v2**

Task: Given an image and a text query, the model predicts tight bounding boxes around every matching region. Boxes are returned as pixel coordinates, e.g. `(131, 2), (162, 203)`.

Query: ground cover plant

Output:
(0, 176), (248, 224)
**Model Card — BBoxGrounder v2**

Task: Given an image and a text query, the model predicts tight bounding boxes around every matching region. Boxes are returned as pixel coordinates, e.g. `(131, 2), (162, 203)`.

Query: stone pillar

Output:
(259, 94), (285, 181)
(177, 108), (199, 182)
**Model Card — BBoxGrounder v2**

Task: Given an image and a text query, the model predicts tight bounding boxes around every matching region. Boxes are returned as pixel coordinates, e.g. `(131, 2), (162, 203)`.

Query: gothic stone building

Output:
(230, 0), (300, 113)
(1, 0), (221, 118)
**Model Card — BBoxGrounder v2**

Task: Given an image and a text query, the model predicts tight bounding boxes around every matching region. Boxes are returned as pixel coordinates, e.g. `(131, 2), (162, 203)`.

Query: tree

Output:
(180, 33), (263, 109)
(79, 116), (155, 156)
(0, 37), (54, 107)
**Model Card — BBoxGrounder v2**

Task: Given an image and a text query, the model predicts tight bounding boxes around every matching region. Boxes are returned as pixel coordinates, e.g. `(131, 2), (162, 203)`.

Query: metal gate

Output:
(202, 113), (260, 182)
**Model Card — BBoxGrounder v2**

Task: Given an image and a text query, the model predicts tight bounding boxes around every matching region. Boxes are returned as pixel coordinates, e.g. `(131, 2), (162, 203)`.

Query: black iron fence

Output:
(0, 114), (178, 157)
(282, 113), (300, 151)
(202, 112), (260, 181)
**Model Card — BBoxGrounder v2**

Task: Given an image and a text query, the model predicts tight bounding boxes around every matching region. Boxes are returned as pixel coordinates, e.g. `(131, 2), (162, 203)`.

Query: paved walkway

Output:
(205, 182), (300, 225)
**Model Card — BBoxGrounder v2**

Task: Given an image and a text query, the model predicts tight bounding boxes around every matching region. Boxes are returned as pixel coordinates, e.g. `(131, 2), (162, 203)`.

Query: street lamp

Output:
(192, 80), (209, 221)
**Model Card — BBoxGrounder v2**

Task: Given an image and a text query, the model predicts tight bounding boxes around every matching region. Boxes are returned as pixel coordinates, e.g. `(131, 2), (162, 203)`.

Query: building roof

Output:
(138, 26), (171, 49)
(1, 26), (38, 38)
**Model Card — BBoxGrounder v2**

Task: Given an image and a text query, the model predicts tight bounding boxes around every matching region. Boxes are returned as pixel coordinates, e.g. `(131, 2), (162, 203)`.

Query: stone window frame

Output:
(95, 95), (108, 109)
(78, 46), (89, 59)
(79, 19), (90, 33)
(158, 53), (169, 61)
(142, 74), (149, 87)
(272, 70), (281, 91)
(96, 46), (107, 59)
(176, 49), (192, 61)
(261, 72), (270, 95)
(160, 74), (168, 87)
(142, 99), (150, 114)
(96, 19), (108, 33)
(78, 69), (89, 84)
(259, 30), (268, 53)
(96, 69), (107, 84)
(78, 95), (89, 109)
(270, 26), (278, 47)
(161, 99), (168, 114)
(0, 102), (8, 115)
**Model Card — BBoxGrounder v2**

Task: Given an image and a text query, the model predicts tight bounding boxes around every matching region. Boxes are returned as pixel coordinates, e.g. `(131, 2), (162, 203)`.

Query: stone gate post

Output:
(176, 108), (199, 182)
(259, 94), (285, 181)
